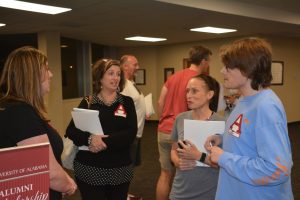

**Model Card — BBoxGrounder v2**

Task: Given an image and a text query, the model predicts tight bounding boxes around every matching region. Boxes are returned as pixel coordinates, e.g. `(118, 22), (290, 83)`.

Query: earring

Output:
(117, 86), (120, 93)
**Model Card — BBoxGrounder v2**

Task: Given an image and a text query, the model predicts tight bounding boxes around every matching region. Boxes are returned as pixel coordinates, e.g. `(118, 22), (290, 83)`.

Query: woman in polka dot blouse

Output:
(66, 59), (138, 200)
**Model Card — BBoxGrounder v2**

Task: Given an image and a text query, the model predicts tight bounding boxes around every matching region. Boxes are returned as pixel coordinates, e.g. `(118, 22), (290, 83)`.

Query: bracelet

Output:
(88, 135), (92, 146)
(199, 152), (207, 163)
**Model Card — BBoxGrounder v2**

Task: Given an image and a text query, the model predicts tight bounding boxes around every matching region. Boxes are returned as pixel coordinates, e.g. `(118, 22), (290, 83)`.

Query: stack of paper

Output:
(145, 93), (155, 116)
(71, 108), (104, 150)
(184, 120), (225, 167)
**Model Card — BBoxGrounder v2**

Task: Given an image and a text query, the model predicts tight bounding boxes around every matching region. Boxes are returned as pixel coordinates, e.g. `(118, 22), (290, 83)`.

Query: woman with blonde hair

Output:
(0, 46), (77, 200)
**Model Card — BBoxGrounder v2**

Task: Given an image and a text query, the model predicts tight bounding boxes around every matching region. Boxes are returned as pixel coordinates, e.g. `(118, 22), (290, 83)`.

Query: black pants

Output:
(130, 137), (142, 166)
(76, 178), (130, 200)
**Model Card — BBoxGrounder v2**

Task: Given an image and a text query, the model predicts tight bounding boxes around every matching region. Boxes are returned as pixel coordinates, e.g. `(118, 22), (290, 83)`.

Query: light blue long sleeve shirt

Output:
(216, 89), (293, 200)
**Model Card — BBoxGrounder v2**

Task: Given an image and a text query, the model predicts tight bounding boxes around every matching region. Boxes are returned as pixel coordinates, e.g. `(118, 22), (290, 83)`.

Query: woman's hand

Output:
(175, 140), (200, 170)
(177, 140), (201, 161)
(177, 140), (220, 168)
(62, 175), (77, 196)
(89, 134), (108, 153)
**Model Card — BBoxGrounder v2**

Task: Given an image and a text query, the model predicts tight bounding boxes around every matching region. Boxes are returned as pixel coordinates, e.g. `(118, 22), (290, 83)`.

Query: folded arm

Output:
(17, 134), (77, 195)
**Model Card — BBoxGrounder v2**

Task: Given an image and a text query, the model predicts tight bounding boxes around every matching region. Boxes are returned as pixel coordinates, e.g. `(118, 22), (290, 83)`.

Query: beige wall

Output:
(62, 98), (82, 132)
(269, 37), (300, 122)
(44, 35), (300, 137)
(38, 32), (64, 134)
(38, 32), (83, 136)
(119, 36), (300, 123)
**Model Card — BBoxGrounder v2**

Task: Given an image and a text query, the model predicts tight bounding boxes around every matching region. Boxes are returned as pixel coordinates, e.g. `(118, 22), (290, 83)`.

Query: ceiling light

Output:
(125, 36), (167, 42)
(190, 26), (236, 34)
(0, 0), (71, 15)
(0, 23), (6, 27)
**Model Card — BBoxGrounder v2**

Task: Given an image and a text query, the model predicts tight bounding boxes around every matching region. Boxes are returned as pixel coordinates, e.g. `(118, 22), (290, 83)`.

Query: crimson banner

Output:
(0, 143), (49, 200)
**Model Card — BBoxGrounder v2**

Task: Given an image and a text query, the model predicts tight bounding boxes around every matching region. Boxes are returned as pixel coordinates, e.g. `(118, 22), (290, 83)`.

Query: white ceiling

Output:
(1, 0), (300, 47)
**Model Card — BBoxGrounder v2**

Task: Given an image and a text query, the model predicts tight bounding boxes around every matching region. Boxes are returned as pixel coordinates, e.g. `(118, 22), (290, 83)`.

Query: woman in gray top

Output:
(170, 74), (224, 200)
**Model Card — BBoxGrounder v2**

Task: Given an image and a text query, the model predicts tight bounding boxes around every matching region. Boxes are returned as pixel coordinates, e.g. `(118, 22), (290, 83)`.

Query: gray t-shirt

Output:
(169, 111), (224, 200)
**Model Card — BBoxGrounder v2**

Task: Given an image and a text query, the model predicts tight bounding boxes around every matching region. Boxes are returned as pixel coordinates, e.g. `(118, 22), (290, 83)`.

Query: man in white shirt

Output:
(120, 55), (147, 166)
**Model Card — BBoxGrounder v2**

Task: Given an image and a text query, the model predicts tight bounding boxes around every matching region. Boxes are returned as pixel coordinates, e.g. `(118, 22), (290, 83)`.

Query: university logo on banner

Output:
(229, 114), (243, 138)
(0, 143), (49, 200)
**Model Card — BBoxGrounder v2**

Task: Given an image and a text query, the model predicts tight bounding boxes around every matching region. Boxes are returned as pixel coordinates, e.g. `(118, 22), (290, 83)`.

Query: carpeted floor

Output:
(65, 121), (160, 200)
(66, 121), (300, 200)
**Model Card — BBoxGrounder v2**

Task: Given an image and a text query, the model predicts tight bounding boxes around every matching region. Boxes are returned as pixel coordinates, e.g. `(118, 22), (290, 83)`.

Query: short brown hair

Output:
(0, 46), (48, 120)
(189, 45), (212, 65)
(92, 59), (125, 93)
(220, 37), (272, 90)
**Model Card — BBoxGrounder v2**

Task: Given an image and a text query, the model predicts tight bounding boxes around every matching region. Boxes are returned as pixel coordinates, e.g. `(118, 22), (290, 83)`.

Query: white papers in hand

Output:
(71, 108), (104, 151)
(184, 120), (225, 167)
(145, 93), (155, 116)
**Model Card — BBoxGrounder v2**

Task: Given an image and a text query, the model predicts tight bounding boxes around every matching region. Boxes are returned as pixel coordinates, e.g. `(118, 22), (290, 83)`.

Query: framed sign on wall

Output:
(271, 61), (284, 85)
(135, 69), (146, 85)
(164, 68), (174, 82)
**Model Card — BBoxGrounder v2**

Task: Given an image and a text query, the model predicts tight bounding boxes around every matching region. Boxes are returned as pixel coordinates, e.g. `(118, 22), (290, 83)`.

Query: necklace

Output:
(98, 92), (117, 106)
(192, 111), (214, 121)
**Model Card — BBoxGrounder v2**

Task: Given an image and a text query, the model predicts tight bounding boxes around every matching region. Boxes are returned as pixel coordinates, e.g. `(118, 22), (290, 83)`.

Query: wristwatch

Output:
(199, 152), (207, 163)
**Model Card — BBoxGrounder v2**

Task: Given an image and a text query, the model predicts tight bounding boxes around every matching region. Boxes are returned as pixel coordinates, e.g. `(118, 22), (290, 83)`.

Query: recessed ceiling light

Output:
(125, 36), (167, 42)
(0, 23), (6, 27)
(60, 45), (68, 48)
(190, 26), (237, 34)
(0, 0), (71, 15)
